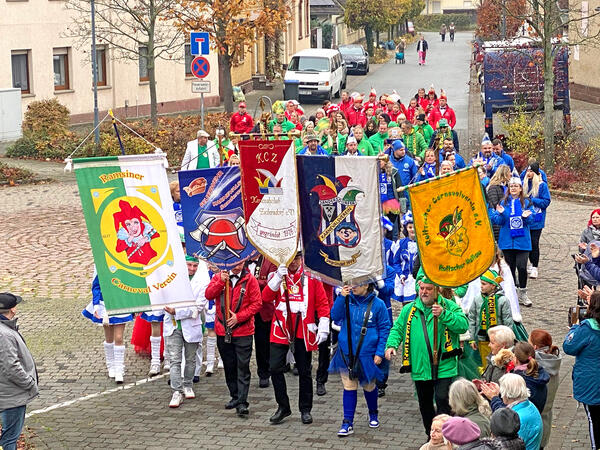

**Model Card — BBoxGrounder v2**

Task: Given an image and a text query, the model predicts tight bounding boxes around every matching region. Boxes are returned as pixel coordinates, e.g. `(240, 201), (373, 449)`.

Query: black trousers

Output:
(316, 328), (339, 384)
(503, 249), (529, 288)
(529, 228), (543, 267)
(270, 340), (313, 413)
(254, 313), (272, 380)
(414, 377), (453, 437)
(217, 335), (253, 407)
(584, 403), (600, 450)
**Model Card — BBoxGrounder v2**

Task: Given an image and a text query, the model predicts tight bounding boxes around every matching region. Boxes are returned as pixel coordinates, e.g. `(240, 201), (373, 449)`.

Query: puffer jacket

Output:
(563, 318), (600, 405)
(0, 316), (39, 411)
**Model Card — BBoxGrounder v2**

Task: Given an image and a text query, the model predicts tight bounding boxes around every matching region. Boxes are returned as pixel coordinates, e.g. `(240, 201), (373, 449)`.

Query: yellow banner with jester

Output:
(408, 167), (495, 287)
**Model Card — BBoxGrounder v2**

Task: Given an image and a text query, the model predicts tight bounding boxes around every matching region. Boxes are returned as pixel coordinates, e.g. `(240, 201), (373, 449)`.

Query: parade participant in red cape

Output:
(406, 98), (420, 123)
(204, 260), (262, 417)
(263, 250), (331, 425)
(346, 94), (367, 127)
(416, 87), (429, 111)
(339, 91), (353, 115)
(429, 92), (457, 130)
(229, 102), (254, 134)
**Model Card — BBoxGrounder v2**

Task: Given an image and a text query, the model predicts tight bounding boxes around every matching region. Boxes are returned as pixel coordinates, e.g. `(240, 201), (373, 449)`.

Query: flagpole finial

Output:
(64, 158), (73, 172)
(108, 109), (115, 119)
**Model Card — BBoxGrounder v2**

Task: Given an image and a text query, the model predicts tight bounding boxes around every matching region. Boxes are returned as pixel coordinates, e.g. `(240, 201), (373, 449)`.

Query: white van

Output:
(283, 49), (347, 101)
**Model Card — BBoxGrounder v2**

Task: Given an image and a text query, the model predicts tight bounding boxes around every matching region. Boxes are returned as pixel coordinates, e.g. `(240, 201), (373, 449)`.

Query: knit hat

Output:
(508, 176), (522, 186)
(392, 140), (406, 151)
(490, 408), (521, 438)
(438, 119), (448, 128)
(186, 255), (199, 262)
(481, 133), (492, 145)
(528, 161), (540, 175)
(480, 269), (503, 287)
(416, 113), (427, 122)
(442, 417), (481, 445)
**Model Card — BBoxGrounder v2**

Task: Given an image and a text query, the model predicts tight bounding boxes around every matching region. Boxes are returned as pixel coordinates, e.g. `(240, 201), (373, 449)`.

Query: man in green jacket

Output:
(385, 277), (468, 438)
(414, 114), (434, 144)
(368, 121), (389, 154)
(354, 126), (375, 156)
(401, 120), (427, 161)
(268, 111), (296, 133)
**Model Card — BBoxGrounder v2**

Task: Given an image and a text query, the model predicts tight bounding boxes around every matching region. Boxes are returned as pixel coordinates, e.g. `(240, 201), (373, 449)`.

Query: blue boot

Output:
(364, 387), (379, 428)
(338, 389), (357, 437)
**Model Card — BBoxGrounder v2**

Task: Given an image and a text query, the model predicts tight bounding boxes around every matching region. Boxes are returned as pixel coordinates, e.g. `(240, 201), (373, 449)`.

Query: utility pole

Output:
(501, 0), (507, 39)
(91, 0), (100, 145)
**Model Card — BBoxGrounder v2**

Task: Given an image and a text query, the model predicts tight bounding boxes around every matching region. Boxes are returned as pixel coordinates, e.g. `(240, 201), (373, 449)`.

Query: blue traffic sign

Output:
(191, 56), (210, 79)
(190, 32), (210, 55)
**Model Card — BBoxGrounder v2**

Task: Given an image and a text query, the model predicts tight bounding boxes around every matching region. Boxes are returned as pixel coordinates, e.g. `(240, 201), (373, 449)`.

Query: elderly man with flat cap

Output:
(181, 129), (220, 170)
(0, 293), (38, 450)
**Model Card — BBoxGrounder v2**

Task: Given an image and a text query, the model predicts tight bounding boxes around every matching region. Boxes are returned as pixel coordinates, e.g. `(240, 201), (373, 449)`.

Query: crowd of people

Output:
(2, 86), (600, 450)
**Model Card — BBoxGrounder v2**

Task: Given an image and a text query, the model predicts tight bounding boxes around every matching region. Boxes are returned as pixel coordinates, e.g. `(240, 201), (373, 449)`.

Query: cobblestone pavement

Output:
(0, 172), (594, 449)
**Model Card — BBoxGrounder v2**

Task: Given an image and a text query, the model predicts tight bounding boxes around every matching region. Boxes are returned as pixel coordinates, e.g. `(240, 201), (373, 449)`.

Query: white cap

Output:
(197, 130), (210, 138)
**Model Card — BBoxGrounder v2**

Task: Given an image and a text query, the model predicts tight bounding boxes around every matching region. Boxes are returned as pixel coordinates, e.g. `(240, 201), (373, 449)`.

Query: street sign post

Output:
(192, 80), (211, 93)
(190, 32), (210, 55)
(190, 56), (211, 130)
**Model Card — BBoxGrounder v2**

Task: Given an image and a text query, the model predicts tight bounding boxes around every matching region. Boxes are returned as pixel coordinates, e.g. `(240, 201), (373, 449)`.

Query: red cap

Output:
(239, 102), (247, 108)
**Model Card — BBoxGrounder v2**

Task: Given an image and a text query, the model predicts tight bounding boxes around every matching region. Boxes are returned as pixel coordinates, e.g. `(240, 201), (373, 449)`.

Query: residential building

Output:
(310, 0), (363, 48)
(422, 0), (477, 15)
(569, 0), (600, 103)
(1, 0), (220, 124)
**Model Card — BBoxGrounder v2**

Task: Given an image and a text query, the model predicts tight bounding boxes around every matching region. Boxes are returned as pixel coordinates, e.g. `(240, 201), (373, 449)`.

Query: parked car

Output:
(338, 44), (369, 75)
(283, 48), (347, 101)
(407, 21), (415, 35)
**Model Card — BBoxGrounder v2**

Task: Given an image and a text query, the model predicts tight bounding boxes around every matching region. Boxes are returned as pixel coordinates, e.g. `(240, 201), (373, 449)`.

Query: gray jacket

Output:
(0, 317), (39, 411)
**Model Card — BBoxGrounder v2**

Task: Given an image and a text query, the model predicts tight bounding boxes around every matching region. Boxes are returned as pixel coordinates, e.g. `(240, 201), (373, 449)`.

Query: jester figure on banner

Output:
(238, 140), (331, 425)
(179, 165), (263, 417)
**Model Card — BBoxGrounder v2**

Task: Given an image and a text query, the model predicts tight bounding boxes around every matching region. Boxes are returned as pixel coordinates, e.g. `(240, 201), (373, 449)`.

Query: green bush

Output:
(413, 13), (475, 32)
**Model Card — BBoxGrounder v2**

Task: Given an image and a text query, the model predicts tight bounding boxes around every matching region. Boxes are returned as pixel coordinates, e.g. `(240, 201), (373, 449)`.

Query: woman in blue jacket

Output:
(563, 291), (600, 449)
(523, 161), (551, 280)
(329, 283), (391, 437)
(489, 177), (535, 307)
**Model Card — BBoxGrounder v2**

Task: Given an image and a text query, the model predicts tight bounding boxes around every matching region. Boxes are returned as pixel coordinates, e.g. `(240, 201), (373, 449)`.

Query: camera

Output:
(568, 305), (587, 327)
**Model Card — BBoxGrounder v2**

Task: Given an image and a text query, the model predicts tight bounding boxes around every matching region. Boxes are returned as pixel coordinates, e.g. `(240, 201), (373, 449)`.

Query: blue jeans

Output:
(0, 405), (27, 450)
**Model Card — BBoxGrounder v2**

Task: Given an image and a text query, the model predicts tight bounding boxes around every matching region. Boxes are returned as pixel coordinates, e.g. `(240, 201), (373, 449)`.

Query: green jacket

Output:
(414, 124), (434, 144)
(468, 290), (514, 342)
(357, 138), (376, 156)
(403, 130), (427, 160)
(369, 132), (389, 154)
(268, 118), (296, 133)
(386, 295), (468, 381)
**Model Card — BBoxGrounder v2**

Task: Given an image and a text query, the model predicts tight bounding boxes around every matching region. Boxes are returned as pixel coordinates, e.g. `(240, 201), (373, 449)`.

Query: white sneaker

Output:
(529, 267), (538, 279)
(527, 263), (533, 274)
(169, 391), (184, 408)
(148, 363), (161, 377)
(183, 387), (195, 399)
(217, 358), (224, 369)
(205, 362), (214, 376)
(108, 367), (116, 378)
(163, 361), (170, 371)
(114, 371), (124, 384)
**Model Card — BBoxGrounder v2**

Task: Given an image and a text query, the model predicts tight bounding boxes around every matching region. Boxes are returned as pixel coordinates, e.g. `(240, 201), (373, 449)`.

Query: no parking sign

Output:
(190, 56), (210, 79)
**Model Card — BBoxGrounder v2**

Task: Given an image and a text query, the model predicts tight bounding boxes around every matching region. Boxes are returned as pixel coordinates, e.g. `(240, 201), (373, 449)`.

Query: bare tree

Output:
(488, 0), (600, 172)
(65, 0), (184, 126)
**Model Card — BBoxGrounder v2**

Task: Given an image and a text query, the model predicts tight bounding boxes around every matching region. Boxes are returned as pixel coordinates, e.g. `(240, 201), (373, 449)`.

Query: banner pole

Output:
(108, 109), (126, 155)
(397, 163), (483, 192)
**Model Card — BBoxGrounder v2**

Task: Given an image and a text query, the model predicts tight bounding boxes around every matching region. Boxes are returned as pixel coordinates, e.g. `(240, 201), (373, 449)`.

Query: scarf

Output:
(588, 225), (600, 241)
(422, 162), (436, 179)
(479, 294), (498, 337)
(509, 198), (524, 238)
(379, 172), (393, 202)
(400, 303), (458, 373)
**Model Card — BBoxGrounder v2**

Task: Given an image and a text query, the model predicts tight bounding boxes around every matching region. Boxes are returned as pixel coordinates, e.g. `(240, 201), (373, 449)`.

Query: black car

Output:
(338, 44), (369, 75)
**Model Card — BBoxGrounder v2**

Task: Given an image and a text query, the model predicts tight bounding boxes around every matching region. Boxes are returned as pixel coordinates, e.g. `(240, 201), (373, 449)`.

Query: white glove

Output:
(316, 317), (330, 344)
(331, 321), (342, 332)
(277, 265), (288, 277)
(375, 276), (385, 290)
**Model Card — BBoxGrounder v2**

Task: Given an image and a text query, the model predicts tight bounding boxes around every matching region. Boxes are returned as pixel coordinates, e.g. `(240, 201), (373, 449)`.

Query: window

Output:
(11, 52), (30, 94)
(298, 1), (303, 39)
(184, 44), (193, 76)
(234, 43), (245, 64)
(139, 46), (149, 81)
(53, 48), (70, 91)
(432, 1), (441, 13)
(463, 0), (472, 6)
(95, 47), (107, 86)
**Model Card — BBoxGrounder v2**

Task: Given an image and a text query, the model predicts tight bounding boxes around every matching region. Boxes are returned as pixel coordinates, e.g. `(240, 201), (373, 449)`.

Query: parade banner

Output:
(238, 140), (299, 266)
(73, 154), (195, 315)
(297, 155), (384, 285)
(408, 167), (495, 287)
(179, 166), (257, 270)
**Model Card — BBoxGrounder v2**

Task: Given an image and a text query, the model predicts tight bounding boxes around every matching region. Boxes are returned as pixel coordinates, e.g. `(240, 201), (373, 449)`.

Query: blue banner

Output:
(297, 155), (385, 285)
(178, 167), (257, 270)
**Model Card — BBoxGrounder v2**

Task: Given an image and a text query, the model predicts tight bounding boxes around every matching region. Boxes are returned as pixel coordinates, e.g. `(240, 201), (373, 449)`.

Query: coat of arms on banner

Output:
(179, 167), (257, 270)
(438, 207), (469, 257)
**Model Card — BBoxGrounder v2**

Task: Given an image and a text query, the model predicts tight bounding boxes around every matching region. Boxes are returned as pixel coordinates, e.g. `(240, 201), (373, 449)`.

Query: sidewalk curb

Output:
(550, 189), (600, 203)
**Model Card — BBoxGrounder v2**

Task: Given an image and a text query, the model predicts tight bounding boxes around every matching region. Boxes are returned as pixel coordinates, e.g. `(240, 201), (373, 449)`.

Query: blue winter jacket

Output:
(298, 145), (328, 156)
(377, 265), (396, 323)
(524, 180), (551, 230)
(439, 152), (466, 169)
(513, 366), (550, 413)
(497, 150), (515, 171)
(488, 198), (535, 251)
(331, 292), (391, 358)
(563, 318), (600, 405)
(389, 153), (418, 186)
(92, 275), (103, 305)
(490, 398), (542, 450)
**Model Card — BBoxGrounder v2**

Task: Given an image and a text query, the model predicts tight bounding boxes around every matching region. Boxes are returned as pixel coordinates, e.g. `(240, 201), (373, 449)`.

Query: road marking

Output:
(25, 373), (168, 418)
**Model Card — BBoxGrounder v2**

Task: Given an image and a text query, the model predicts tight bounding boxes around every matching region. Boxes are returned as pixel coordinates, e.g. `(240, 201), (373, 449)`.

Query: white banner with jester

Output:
(73, 154), (195, 315)
(297, 155), (385, 285)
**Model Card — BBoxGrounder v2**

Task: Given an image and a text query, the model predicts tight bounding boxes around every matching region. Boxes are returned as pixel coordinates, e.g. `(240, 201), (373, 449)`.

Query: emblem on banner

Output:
(183, 177), (207, 196)
(255, 169), (284, 195)
(438, 207), (469, 257)
(311, 175), (363, 248)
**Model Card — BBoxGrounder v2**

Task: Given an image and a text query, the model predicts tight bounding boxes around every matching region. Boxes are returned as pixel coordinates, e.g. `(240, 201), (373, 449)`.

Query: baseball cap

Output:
(239, 102), (247, 108)
(0, 293), (23, 309)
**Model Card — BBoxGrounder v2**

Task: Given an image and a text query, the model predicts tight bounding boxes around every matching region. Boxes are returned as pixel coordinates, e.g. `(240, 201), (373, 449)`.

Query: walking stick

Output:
(432, 302), (439, 381)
